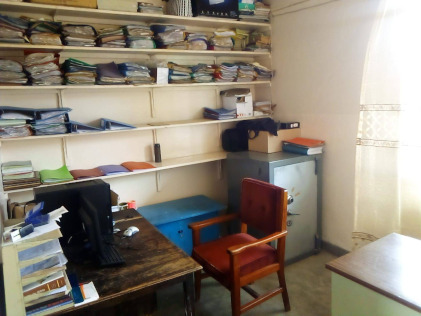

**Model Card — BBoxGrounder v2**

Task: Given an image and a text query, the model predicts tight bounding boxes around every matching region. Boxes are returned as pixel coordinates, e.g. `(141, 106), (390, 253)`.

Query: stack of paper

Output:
(62, 24), (97, 47)
(3, 207), (75, 315)
(150, 24), (186, 48)
(124, 25), (155, 49)
(39, 165), (74, 184)
(96, 62), (126, 85)
(203, 107), (236, 120)
(254, 2), (271, 22)
(0, 105), (33, 138)
(191, 64), (214, 83)
(63, 58), (97, 85)
(24, 53), (62, 86)
(138, 2), (164, 14)
(168, 62), (192, 83)
(0, 59), (28, 85)
(96, 27), (126, 48)
(232, 29), (249, 51)
(27, 21), (62, 46)
(0, 13), (29, 43)
(2, 161), (41, 191)
(209, 29), (235, 51)
(236, 62), (254, 82)
(246, 31), (271, 52)
(214, 63), (238, 82)
(253, 62), (272, 81)
(118, 62), (154, 84)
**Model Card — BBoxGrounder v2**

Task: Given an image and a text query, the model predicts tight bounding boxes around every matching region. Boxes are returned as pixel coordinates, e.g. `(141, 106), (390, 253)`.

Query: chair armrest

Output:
(188, 213), (238, 232)
(227, 230), (288, 256)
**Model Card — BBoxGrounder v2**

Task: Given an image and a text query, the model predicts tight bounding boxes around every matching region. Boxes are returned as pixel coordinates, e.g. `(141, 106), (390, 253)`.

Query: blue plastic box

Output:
(137, 195), (226, 255)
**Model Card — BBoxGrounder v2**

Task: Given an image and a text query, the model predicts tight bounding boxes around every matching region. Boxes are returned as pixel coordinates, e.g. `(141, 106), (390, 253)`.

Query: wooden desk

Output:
(57, 209), (202, 316)
(326, 233), (421, 316)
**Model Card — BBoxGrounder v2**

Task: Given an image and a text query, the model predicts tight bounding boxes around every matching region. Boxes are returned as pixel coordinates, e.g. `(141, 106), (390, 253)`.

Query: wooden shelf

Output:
(0, 0), (270, 32)
(0, 81), (271, 90)
(0, 115), (270, 143)
(3, 151), (227, 194)
(0, 43), (270, 58)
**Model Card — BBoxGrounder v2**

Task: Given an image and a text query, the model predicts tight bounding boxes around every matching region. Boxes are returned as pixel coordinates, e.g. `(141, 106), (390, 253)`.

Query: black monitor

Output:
(34, 179), (118, 265)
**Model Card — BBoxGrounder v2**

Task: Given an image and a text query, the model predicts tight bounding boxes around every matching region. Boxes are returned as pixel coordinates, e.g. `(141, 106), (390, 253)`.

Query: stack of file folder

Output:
(209, 29), (235, 51)
(214, 63), (238, 82)
(253, 62), (272, 81)
(31, 108), (71, 136)
(39, 165), (73, 184)
(168, 62), (192, 83)
(96, 62), (126, 85)
(118, 62), (154, 85)
(0, 13), (29, 43)
(2, 160), (40, 191)
(24, 53), (62, 86)
(27, 21), (62, 46)
(150, 24), (185, 48)
(203, 107), (236, 120)
(124, 25), (155, 49)
(0, 59), (28, 85)
(0, 106), (33, 138)
(191, 64), (214, 83)
(62, 24), (97, 47)
(138, 2), (164, 14)
(187, 32), (209, 50)
(62, 58), (97, 85)
(96, 27), (126, 48)
(236, 62), (254, 82)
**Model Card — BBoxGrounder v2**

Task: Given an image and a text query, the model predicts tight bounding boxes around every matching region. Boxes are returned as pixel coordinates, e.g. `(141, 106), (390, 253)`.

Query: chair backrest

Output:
(239, 178), (287, 235)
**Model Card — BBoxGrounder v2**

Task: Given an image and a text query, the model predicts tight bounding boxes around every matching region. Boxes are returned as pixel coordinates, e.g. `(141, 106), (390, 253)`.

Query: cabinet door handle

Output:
(287, 210), (300, 216)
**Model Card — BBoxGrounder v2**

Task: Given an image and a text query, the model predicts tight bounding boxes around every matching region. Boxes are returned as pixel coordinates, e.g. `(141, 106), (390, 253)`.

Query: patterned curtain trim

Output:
(356, 139), (400, 147)
(360, 104), (402, 111)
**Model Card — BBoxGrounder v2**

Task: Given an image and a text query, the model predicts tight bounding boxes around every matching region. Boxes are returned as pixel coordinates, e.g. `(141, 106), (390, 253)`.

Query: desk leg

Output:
(183, 274), (195, 316)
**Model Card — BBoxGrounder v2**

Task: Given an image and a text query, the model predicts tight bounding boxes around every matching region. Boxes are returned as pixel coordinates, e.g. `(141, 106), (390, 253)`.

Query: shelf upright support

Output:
(0, 141), (9, 226)
(149, 89), (156, 118)
(57, 90), (69, 167)
(155, 171), (162, 192)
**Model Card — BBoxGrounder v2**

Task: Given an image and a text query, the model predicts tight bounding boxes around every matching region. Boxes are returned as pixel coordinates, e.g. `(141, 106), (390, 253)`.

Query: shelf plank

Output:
(0, 43), (270, 57)
(3, 151), (227, 194)
(0, 81), (271, 90)
(0, 115), (270, 143)
(0, 0), (270, 32)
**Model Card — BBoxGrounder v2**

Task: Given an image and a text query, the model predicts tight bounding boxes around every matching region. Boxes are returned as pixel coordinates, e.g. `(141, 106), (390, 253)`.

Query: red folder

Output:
(284, 137), (325, 147)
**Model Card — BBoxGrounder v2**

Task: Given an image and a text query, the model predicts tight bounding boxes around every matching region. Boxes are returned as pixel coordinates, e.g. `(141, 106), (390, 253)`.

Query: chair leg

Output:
(277, 270), (290, 311)
(194, 270), (202, 302)
(231, 283), (241, 316)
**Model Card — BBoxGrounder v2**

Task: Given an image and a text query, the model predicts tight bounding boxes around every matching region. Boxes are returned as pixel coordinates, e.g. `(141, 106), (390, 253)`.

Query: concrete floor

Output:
(154, 251), (337, 316)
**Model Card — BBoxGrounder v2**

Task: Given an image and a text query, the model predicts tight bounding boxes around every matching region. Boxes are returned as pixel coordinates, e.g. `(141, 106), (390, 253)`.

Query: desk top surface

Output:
(62, 209), (201, 313)
(326, 233), (421, 312)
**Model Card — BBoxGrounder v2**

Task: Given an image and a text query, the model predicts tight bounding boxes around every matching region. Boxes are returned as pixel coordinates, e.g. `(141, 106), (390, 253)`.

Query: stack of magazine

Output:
(1, 160), (41, 191)
(203, 107), (236, 120)
(282, 137), (325, 155)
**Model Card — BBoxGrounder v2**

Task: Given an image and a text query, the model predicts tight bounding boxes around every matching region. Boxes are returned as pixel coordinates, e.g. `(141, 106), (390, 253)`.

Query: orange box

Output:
(28, 0), (97, 9)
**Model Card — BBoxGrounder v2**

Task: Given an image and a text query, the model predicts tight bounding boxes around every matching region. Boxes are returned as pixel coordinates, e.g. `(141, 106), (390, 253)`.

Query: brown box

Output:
(28, 0), (97, 9)
(248, 129), (301, 153)
(97, 0), (138, 12)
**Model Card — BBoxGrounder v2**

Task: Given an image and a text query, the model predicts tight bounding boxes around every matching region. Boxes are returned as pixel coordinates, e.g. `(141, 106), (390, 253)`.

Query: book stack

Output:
(2, 160), (41, 191)
(62, 58), (97, 85)
(282, 137), (325, 155)
(23, 52), (62, 86)
(62, 24), (97, 47)
(138, 2), (164, 14)
(124, 24), (155, 49)
(2, 207), (74, 315)
(203, 107), (236, 120)
(0, 59), (28, 85)
(0, 13), (29, 44)
(96, 27), (126, 48)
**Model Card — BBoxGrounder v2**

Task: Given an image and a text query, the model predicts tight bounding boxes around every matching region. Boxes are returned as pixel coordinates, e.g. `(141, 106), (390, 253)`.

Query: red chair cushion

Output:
(192, 233), (277, 287)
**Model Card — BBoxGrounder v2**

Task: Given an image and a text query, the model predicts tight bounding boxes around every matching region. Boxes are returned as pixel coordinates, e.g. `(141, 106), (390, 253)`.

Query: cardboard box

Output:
(248, 128), (301, 153)
(221, 88), (253, 118)
(28, 0), (97, 8)
(97, 0), (138, 12)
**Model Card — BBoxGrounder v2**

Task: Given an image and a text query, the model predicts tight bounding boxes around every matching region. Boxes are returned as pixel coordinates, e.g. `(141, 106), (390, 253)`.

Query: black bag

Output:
(222, 128), (248, 152)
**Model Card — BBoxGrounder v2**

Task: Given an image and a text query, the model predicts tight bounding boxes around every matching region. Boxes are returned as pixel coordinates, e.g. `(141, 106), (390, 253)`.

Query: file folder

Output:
(70, 121), (102, 133)
(100, 118), (135, 130)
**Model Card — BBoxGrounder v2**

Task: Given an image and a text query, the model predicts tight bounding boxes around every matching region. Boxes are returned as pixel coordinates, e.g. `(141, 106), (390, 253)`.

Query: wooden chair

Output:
(189, 178), (290, 316)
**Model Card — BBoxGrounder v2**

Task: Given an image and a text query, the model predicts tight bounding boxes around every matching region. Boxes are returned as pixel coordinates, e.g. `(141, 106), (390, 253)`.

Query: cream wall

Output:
(270, 0), (381, 251)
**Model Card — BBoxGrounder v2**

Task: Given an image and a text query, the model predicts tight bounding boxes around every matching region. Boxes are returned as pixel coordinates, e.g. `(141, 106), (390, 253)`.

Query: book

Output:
(39, 165), (74, 184)
(25, 294), (74, 316)
(121, 161), (155, 171)
(23, 271), (66, 297)
(284, 137), (325, 147)
(282, 142), (324, 155)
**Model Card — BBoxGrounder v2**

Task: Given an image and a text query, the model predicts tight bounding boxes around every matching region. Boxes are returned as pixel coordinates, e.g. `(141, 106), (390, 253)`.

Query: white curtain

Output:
(353, 0), (421, 249)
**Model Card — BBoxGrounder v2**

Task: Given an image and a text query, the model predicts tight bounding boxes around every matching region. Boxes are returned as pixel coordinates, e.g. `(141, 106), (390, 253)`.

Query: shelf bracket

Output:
(61, 137), (69, 168)
(155, 171), (162, 192)
(149, 89), (156, 118)
(217, 160), (223, 181)
(57, 90), (64, 109)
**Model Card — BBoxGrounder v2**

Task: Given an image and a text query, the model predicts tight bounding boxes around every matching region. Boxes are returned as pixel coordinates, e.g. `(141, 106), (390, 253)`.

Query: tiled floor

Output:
(154, 250), (337, 316)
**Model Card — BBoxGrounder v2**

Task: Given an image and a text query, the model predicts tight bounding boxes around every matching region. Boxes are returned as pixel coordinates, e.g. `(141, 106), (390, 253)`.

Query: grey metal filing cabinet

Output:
(227, 151), (322, 264)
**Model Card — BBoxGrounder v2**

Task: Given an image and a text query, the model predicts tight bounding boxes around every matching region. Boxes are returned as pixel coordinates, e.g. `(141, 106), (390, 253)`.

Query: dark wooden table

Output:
(54, 209), (202, 316)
